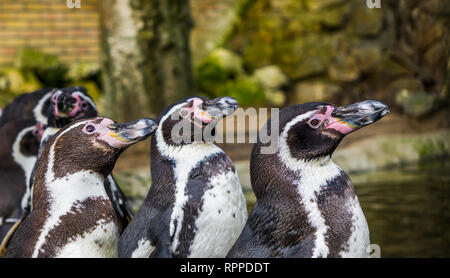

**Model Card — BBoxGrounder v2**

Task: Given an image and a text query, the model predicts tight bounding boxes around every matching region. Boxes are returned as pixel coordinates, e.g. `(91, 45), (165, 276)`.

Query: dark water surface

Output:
(351, 159), (450, 258)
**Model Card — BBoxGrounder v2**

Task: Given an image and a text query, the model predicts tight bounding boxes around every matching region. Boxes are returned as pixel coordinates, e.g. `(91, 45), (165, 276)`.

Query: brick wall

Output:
(0, 0), (100, 66)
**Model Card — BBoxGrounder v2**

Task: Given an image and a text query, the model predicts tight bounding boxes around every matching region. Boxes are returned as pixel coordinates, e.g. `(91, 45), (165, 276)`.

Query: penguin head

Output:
(46, 86), (98, 128)
(46, 117), (157, 177)
(0, 120), (42, 159)
(278, 100), (389, 160)
(157, 96), (238, 145)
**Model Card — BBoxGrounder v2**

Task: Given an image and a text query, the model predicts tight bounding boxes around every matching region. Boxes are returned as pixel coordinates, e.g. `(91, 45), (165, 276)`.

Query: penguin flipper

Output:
(104, 175), (134, 229)
(226, 201), (275, 258)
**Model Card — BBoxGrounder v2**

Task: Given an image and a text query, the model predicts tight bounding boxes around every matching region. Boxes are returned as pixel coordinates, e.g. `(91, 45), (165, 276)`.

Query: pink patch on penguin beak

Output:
(323, 105), (356, 135)
(96, 118), (134, 149)
(184, 98), (215, 124)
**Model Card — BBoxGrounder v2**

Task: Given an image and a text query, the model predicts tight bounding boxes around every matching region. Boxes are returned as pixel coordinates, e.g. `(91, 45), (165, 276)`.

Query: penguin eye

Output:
(85, 125), (96, 133)
(309, 119), (321, 128)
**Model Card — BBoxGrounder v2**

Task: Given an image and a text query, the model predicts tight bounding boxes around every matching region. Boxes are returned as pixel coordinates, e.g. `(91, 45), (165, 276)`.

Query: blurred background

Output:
(0, 0), (449, 257)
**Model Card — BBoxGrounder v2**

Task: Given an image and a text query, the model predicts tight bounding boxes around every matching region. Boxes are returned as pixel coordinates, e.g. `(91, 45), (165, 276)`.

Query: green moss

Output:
(414, 139), (450, 160)
(219, 77), (266, 106)
(15, 47), (68, 87)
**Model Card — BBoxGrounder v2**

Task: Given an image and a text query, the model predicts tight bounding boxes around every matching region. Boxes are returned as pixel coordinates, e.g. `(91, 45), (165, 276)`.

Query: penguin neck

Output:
(32, 92), (52, 124)
(251, 140), (345, 200)
(32, 133), (109, 211)
(153, 124), (222, 168)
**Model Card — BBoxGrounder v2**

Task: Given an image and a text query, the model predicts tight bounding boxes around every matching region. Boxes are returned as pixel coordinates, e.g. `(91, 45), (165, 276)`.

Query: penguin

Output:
(226, 100), (389, 258)
(0, 88), (56, 127)
(27, 87), (134, 229)
(0, 120), (43, 246)
(3, 117), (157, 258)
(118, 96), (248, 258)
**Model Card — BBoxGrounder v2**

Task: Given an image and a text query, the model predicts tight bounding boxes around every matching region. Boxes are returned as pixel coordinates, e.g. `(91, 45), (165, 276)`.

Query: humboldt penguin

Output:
(28, 87), (134, 228)
(0, 88), (56, 127)
(4, 117), (157, 258)
(227, 100), (389, 258)
(118, 96), (247, 258)
(0, 120), (43, 246)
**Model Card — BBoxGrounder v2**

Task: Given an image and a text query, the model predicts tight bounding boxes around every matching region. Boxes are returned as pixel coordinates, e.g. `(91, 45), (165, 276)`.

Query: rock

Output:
(395, 89), (437, 118)
(388, 77), (424, 93)
(219, 76), (266, 106)
(264, 89), (286, 107)
(292, 81), (341, 103)
(66, 61), (100, 82)
(196, 48), (244, 97)
(329, 55), (359, 82)
(352, 44), (382, 72)
(208, 48), (244, 75)
(305, 0), (345, 11)
(252, 65), (288, 89)
(14, 47), (68, 87)
(0, 67), (42, 96)
(334, 130), (450, 173)
(276, 35), (332, 80)
(350, 5), (383, 37)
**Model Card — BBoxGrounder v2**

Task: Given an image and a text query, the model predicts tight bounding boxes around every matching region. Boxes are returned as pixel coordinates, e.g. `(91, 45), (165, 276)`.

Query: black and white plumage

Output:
(118, 96), (247, 258)
(4, 117), (157, 258)
(227, 100), (389, 258)
(0, 120), (43, 244)
(25, 87), (134, 229)
(0, 88), (56, 128)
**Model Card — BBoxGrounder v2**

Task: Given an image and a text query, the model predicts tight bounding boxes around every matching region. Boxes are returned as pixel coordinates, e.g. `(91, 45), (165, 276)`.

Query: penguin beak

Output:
(326, 100), (389, 134)
(107, 118), (157, 144)
(203, 96), (239, 121)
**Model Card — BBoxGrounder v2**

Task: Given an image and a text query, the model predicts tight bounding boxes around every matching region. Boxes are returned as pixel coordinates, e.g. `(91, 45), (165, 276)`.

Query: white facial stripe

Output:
(156, 100), (224, 253)
(73, 91), (97, 111)
(12, 126), (38, 211)
(33, 92), (52, 124)
(278, 110), (341, 258)
(32, 119), (103, 257)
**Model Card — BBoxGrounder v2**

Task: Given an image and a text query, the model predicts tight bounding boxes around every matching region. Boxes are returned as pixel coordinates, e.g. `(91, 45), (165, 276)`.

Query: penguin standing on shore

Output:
(0, 120), (44, 245)
(4, 117), (157, 258)
(118, 96), (247, 258)
(227, 100), (389, 258)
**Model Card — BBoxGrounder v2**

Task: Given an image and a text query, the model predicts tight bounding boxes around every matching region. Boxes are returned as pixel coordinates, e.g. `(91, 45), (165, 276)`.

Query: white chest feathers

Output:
(32, 171), (119, 258)
(187, 170), (248, 258)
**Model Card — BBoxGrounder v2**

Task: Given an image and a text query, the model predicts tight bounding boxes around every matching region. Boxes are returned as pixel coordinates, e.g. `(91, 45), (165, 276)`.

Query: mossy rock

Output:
(15, 48), (68, 87)
(66, 61), (101, 83)
(218, 77), (266, 106)
(0, 67), (42, 96)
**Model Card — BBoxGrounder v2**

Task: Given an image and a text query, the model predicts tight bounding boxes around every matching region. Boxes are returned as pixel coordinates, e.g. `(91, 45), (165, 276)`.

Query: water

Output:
(243, 159), (450, 257)
(351, 159), (450, 258)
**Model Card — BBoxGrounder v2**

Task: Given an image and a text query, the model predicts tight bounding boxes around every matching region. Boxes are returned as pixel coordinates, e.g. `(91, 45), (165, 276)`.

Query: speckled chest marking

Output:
(278, 111), (369, 257)
(154, 102), (247, 257)
(188, 170), (247, 257)
(32, 122), (118, 258)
